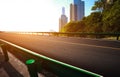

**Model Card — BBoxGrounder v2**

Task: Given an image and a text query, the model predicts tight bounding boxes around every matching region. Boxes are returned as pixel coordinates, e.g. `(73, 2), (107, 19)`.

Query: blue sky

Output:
(0, 0), (95, 32)
(54, 0), (95, 16)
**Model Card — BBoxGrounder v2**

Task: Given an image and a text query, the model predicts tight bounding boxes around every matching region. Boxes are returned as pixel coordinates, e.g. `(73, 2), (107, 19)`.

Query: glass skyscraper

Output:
(59, 7), (68, 32)
(70, 0), (84, 21)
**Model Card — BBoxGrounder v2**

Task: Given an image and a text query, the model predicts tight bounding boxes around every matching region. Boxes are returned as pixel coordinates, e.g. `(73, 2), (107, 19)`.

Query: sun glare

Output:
(0, 0), (59, 32)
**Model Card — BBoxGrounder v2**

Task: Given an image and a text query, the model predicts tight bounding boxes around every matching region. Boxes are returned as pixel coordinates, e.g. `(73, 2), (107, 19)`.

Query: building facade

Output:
(70, 4), (77, 21)
(70, 0), (85, 21)
(59, 7), (68, 32)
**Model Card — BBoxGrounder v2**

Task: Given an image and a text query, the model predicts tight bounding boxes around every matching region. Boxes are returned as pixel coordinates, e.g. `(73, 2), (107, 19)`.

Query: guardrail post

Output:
(26, 59), (38, 77)
(116, 35), (119, 40)
(1, 44), (9, 61)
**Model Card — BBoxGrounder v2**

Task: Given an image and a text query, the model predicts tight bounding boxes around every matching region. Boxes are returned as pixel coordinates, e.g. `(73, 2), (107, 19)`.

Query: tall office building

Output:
(70, 4), (77, 21)
(59, 7), (68, 32)
(70, 0), (85, 21)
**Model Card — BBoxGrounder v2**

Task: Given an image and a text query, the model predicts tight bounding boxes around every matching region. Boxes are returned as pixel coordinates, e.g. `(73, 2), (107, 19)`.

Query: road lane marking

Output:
(39, 38), (120, 50)
(61, 41), (120, 50)
(20, 36), (120, 50)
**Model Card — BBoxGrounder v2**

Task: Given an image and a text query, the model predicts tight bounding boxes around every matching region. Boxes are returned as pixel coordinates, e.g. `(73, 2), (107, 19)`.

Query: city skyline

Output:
(0, 0), (95, 32)
(59, 7), (68, 32)
(70, 0), (85, 21)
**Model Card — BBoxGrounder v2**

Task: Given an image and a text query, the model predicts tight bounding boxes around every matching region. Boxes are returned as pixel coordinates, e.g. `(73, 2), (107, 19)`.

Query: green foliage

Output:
(61, 21), (85, 32)
(103, 0), (120, 32)
(84, 12), (103, 32)
(91, 0), (106, 12)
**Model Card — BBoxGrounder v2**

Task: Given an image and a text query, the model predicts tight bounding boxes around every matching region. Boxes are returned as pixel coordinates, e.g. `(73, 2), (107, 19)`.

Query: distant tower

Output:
(70, 4), (77, 21)
(70, 0), (85, 21)
(59, 7), (68, 32)
(62, 7), (65, 15)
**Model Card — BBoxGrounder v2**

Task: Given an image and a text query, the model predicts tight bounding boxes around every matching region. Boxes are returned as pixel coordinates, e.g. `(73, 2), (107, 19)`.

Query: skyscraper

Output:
(70, 4), (77, 21)
(59, 7), (68, 32)
(70, 0), (85, 21)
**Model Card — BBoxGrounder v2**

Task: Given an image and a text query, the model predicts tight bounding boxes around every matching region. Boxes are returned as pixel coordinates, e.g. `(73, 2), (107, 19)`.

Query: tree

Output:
(61, 20), (86, 32)
(84, 12), (103, 32)
(92, 0), (106, 12)
(61, 21), (77, 32)
(102, 0), (120, 32)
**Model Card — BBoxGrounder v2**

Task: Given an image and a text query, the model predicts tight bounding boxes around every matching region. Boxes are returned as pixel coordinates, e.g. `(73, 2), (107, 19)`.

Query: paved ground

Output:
(0, 53), (9, 77)
(0, 51), (58, 77)
(0, 52), (47, 77)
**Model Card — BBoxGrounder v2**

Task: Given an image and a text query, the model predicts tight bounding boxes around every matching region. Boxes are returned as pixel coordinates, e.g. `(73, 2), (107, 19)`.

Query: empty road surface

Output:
(0, 33), (120, 77)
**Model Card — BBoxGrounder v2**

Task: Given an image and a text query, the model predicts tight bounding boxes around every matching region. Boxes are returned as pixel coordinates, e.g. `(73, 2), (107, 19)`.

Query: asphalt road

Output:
(0, 33), (120, 77)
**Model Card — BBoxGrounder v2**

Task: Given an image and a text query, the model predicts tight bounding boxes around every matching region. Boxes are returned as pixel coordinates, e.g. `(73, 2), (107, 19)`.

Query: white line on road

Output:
(39, 38), (120, 50)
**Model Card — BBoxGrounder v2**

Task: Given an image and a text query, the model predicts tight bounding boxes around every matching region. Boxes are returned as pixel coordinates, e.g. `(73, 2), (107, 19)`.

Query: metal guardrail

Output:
(5, 32), (120, 40)
(1, 31), (120, 40)
(0, 39), (103, 77)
